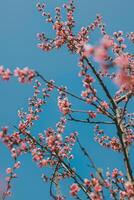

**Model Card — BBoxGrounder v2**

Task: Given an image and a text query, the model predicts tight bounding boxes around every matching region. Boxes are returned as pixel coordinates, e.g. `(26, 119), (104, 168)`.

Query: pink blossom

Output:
(58, 97), (71, 115)
(14, 161), (21, 169)
(26, 114), (33, 121)
(94, 46), (107, 63)
(70, 183), (80, 196)
(0, 65), (3, 74)
(92, 178), (99, 186)
(83, 75), (94, 88)
(0, 131), (4, 138)
(90, 192), (102, 200)
(83, 44), (94, 57)
(14, 67), (36, 83)
(124, 181), (134, 197)
(84, 178), (91, 187)
(113, 54), (130, 68)
(18, 122), (27, 133)
(100, 101), (109, 110)
(39, 159), (48, 167)
(0, 66), (11, 80)
(20, 142), (27, 151)
(81, 90), (89, 98)
(94, 184), (102, 192)
(88, 111), (97, 118)
(6, 168), (12, 174)
(101, 35), (114, 49)
(115, 70), (134, 92)
(111, 168), (119, 178)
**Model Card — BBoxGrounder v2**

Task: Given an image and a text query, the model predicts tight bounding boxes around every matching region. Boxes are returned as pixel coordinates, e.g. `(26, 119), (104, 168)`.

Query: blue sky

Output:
(0, 0), (134, 199)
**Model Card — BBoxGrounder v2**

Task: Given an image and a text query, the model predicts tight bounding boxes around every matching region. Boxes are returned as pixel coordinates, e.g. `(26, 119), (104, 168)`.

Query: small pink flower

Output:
(101, 35), (114, 49)
(58, 97), (71, 115)
(26, 114), (33, 122)
(113, 54), (130, 68)
(114, 70), (134, 91)
(94, 46), (107, 63)
(111, 168), (119, 178)
(14, 161), (21, 169)
(39, 159), (48, 167)
(0, 66), (11, 80)
(88, 111), (96, 118)
(94, 184), (102, 192)
(0, 66), (4, 74)
(83, 44), (94, 57)
(5, 177), (10, 182)
(6, 168), (12, 174)
(90, 192), (101, 200)
(70, 183), (80, 196)
(84, 178), (91, 187)
(20, 142), (27, 150)
(18, 122), (27, 133)
(81, 90), (89, 98)
(2, 69), (11, 80)
(100, 101), (109, 110)
(0, 131), (4, 138)
(92, 178), (99, 186)
(14, 67), (35, 83)
(124, 181), (134, 198)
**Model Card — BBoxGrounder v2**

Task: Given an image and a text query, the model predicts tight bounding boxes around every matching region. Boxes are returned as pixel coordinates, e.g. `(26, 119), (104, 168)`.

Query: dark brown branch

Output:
(36, 71), (86, 103)
(84, 57), (117, 110)
(115, 91), (133, 104)
(68, 115), (114, 125)
(115, 111), (134, 182)
(50, 163), (60, 200)
(36, 71), (114, 120)
(13, 127), (91, 199)
(76, 136), (105, 182)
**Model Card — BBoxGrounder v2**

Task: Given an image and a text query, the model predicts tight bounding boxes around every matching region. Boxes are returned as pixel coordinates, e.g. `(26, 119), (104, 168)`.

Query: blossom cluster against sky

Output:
(0, 0), (134, 199)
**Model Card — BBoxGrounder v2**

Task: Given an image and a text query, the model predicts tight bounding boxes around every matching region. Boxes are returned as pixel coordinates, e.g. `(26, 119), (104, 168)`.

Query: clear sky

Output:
(0, 0), (134, 199)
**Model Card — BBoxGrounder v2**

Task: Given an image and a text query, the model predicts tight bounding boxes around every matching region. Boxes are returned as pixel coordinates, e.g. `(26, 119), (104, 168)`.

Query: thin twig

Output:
(36, 71), (86, 103)
(13, 126), (91, 199)
(76, 136), (105, 182)
(68, 115), (114, 125)
(84, 57), (117, 110)
(115, 91), (133, 104)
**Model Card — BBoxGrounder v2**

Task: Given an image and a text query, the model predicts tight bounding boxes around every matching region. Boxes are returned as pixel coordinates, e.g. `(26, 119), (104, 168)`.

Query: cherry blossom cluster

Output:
(69, 167), (133, 200)
(45, 128), (77, 160)
(3, 161), (21, 198)
(83, 34), (114, 64)
(36, 1), (103, 53)
(84, 177), (103, 199)
(114, 55), (134, 92)
(0, 80), (55, 196)
(83, 34), (134, 93)
(81, 74), (97, 104)
(58, 97), (71, 115)
(0, 0), (134, 199)
(0, 66), (36, 83)
(106, 168), (134, 199)
(94, 125), (122, 152)
(36, 0), (134, 96)
(56, 117), (66, 134)
(0, 127), (21, 198)
(94, 115), (133, 151)
(127, 32), (134, 43)
(70, 183), (80, 196)
(14, 67), (36, 83)
(37, 2), (134, 94)
(0, 79), (78, 198)
(18, 81), (46, 134)
(0, 66), (11, 80)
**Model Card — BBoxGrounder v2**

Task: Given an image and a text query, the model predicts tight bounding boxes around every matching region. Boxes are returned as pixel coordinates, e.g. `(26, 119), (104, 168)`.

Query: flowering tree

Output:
(0, 1), (134, 199)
